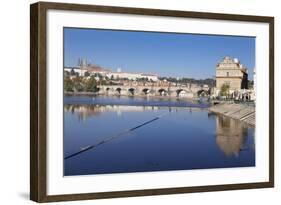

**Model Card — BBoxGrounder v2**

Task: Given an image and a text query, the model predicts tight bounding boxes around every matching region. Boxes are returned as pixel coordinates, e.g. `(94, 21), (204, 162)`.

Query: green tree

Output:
(94, 73), (102, 78)
(84, 71), (90, 77)
(220, 84), (230, 97)
(248, 80), (254, 89)
(85, 76), (97, 92)
(64, 70), (70, 77)
(100, 79), (107, 85)
(70, 69), (76, 76)
(64, 76), (74, 92)
(72, 76), (83, 92)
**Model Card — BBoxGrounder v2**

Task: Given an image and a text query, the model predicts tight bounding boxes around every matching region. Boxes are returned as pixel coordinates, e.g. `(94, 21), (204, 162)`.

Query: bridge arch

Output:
(115, 87), (122, 94)
(176, 89), (187, 97)
(175, 89), (194, 98)
(128, 88), (135, 96)
(158, 88), (168, 96)
(197, 89), (209, 97)
(142, 88), (150, 95)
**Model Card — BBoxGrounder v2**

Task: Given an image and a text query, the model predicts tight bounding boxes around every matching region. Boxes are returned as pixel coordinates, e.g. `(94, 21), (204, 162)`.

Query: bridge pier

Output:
(97, 85), (208, 98)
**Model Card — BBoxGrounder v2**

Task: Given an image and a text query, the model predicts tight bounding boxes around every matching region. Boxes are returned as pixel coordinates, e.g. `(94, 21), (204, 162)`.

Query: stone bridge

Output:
(97, 85), (209, 98)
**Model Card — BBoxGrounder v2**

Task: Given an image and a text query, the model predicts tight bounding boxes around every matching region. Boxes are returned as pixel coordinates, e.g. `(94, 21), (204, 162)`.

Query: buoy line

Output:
(64, 113), (171, 160)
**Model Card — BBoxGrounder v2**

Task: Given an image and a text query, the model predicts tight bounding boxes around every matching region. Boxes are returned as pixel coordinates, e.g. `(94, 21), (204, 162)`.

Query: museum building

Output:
(215, 56), (248, 94)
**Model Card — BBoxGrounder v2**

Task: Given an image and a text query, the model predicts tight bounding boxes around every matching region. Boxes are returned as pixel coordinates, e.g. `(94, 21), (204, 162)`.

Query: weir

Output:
(209, 103), (255, 126)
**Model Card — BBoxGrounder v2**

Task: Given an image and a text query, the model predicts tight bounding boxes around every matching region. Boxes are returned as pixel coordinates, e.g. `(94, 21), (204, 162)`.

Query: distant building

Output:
(215, 56), (248, 94)
(106, 69), (158, 81)
(64, 67), (84, 76)
(64, 58), (158, 81)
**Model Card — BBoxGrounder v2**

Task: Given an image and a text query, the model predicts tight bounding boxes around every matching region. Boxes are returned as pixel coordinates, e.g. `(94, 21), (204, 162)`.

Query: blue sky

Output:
(64, 28), (255, 80)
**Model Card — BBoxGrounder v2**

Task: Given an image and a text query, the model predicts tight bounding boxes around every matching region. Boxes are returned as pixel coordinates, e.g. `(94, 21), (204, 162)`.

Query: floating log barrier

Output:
(64, 116), (160, 160)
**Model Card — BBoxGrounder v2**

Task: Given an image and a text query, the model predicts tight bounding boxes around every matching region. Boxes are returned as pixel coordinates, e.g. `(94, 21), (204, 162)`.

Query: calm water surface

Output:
(64, 95), (255, 176)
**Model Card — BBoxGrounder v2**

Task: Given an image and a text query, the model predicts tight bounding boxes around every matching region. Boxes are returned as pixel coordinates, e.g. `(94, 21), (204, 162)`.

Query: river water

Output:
(64, 95), (255, 176)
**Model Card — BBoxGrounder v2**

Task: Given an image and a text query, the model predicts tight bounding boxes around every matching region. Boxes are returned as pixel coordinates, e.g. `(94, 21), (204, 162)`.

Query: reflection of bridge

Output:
(97, 85), (209, 98)
(65, 104), (207, 122)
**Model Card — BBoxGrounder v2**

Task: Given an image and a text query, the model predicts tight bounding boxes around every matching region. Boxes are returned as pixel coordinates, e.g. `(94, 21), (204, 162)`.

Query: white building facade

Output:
(64, 66), (159, 81)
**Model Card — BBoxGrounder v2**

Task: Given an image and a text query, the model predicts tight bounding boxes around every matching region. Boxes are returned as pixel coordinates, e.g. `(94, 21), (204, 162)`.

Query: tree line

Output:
(158, 77), (215, 87)
(64, 71), (107, 92)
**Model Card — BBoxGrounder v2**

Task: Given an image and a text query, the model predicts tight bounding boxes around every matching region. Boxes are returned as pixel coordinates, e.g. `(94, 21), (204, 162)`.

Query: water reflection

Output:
(65, 104), (254, 157)
(64, 104), (160, 122)
(64, 95), (210, 108)
(64, 97), (255, 175)
(215, 115), (254, 157)
(64, 104), (207, 122)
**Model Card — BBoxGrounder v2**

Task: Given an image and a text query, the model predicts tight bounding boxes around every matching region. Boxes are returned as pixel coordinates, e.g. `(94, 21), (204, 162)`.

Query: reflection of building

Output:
(215, 115), (248, 156)
(64, 104), (206, 121)
(215, 56), (248, 94)
(64, 104), (103, 121)
(64, 104), (160, 121)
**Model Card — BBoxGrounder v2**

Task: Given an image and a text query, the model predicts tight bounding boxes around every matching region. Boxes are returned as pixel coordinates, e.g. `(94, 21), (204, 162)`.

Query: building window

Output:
(226, 72), (229, 77)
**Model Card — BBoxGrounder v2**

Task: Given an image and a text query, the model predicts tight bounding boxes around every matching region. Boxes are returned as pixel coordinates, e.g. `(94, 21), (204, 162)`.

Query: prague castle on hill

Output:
(64, 58), (158, 82)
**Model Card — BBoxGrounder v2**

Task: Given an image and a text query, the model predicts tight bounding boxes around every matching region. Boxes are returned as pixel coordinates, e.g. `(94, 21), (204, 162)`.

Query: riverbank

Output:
(64, 94), (210, 108)
(209, 102), (255, 126)
(64, 91), (204, 101)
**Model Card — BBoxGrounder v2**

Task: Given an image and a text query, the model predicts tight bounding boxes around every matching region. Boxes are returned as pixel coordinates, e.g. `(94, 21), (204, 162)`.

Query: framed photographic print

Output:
(30, 1), (274, 202)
